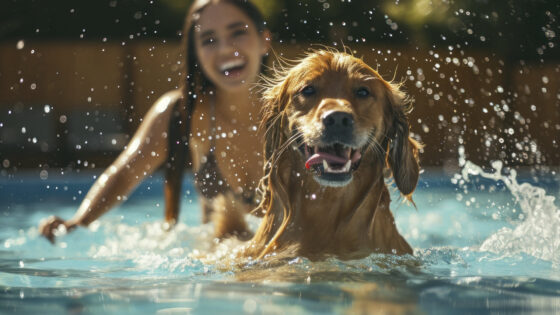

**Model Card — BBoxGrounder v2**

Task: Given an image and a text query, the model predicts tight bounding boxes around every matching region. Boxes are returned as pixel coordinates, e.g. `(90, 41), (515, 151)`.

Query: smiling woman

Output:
(193, 4), (269, 90)
(38, 0), (271, 243)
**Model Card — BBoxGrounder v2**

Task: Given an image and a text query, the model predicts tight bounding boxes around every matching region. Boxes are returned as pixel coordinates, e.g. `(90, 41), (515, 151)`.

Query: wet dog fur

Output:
(242, 49), (421, 261)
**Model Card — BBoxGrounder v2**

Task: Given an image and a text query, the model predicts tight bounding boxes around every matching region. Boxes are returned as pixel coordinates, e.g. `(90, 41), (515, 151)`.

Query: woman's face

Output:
(193, 2), (268, 93)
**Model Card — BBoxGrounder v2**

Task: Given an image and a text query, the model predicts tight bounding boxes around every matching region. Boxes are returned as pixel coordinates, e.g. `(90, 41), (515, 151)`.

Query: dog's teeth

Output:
(323, 160), (329, 171)
(343, 160), (351, 172)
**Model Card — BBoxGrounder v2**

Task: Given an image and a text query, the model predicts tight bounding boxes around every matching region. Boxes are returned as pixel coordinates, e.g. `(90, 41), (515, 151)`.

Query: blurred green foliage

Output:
(1, 0), (558, 60)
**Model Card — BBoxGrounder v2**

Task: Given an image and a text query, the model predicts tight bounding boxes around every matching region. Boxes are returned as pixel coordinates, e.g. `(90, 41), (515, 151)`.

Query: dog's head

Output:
(260, 49), (420, 195)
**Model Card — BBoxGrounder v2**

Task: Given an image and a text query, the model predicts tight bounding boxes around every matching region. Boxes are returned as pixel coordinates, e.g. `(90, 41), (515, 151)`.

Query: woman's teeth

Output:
(220, 59), (245, 73)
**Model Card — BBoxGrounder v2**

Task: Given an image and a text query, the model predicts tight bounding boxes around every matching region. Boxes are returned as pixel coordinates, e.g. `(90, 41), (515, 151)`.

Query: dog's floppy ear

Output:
(253, 74), (292, 217)
(385, 84), (421, 197)
(260, 78), (291, 162)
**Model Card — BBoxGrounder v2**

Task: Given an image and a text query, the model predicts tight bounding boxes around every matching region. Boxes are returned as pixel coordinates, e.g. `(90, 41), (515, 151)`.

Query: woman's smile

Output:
(194, 2), (268, 92)
(218, 57), (247, 78)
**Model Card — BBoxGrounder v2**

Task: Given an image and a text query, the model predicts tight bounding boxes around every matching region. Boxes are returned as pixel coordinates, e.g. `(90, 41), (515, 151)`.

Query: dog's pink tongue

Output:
(305, 153), (348, 169)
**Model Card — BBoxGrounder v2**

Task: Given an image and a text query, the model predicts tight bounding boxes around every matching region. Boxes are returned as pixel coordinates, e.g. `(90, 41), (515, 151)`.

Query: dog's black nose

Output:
(322, 111), (354, 129)
(321, 111), (354, 143)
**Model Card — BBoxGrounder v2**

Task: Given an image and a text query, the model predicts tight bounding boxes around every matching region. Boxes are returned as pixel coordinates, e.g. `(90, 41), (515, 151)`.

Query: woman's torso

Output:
(188, 94), (265, 202)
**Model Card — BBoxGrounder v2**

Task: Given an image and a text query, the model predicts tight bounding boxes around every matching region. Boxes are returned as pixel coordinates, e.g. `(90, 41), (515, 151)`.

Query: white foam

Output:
(460, 160), (560, 265)
(86, 218), (252, 272)
(87, 221), (206, 270)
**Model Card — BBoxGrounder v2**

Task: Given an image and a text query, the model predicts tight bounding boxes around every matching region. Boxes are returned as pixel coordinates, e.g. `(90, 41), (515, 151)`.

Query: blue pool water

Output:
(1, 163), (559, 314)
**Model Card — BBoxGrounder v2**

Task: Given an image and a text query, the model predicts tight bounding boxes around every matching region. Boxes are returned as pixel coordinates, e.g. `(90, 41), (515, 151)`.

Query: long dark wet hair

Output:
(164, 0), (268, 224)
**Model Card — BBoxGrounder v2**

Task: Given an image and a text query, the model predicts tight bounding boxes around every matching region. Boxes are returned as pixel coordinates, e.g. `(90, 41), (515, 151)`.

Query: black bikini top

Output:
(190, 99), (257, 206)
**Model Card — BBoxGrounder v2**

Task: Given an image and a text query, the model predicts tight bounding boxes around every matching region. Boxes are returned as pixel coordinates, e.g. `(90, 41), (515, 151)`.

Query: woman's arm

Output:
(39, 90), (182, 243)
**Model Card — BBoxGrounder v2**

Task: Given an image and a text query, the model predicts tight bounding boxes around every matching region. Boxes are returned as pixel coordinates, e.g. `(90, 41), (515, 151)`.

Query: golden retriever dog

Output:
(242, 49), (420, 261)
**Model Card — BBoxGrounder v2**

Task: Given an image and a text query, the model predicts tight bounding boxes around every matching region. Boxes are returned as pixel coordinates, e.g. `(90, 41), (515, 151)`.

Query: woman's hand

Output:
(38, 216), (78, 244)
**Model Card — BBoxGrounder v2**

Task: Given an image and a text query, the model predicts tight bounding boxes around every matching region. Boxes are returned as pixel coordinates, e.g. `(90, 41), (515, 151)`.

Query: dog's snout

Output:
(321, 111), (354, 144)
(322, 111), (354, 129)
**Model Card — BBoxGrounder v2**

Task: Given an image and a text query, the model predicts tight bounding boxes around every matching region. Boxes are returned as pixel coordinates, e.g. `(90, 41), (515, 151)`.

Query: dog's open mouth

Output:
(303, 143), (362, 185)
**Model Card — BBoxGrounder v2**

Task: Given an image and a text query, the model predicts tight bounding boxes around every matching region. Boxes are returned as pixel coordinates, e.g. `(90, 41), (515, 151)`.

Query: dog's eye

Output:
(356, 87), (370, 98)
(300, 85), (316, 97)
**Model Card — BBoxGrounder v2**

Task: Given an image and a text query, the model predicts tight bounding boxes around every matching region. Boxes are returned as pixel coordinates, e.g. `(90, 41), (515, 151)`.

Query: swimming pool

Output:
(1, 161), (559, 314)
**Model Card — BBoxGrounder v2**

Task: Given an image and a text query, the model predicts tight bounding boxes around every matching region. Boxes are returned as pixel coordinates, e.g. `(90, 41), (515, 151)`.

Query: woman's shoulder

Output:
(160, 89), (183, 101)
(143, 90), (181, 116)
(150, 89), (182, 113)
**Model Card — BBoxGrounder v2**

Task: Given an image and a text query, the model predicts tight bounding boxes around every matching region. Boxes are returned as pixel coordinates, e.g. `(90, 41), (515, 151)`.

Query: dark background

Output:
(1, 0), (559, 175)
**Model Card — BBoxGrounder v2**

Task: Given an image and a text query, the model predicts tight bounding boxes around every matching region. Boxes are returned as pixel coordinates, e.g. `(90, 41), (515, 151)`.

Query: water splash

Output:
(88, 221), (214, 272)
(460, 160), (560, 265)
